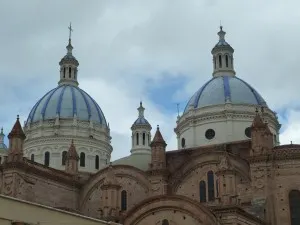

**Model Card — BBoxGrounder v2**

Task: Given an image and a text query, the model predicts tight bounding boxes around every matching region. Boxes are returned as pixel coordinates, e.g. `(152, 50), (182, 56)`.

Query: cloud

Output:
(1, 0), (300, 160)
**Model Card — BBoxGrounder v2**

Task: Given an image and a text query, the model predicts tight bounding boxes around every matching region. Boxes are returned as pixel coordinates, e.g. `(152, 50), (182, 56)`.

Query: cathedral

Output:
(0, 26), (299, 225)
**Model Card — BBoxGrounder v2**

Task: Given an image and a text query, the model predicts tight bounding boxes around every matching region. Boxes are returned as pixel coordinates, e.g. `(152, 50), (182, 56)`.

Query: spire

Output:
(58, 23), (79, 87)
(65, 140), (79, 174)
(252, 108), (266, 129)
(66, 139), (79, 160)
(138, 101), (145, 118)
(8, 115), (26, 140)
(211, 26), (235, 77)
(151, 125), (167, 147)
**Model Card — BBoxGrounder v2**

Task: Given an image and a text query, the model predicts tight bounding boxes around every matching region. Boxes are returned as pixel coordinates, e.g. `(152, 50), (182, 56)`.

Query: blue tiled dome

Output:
(184, 76), (267, 113)
(26, 84), (107, 126)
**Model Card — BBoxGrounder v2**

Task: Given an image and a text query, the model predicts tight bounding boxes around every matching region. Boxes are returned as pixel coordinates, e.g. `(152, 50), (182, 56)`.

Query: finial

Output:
(291, 141), (293, 145)
(176, 103), (180, 117)
(17, 115), (19, 120)
(140, 101), (143, 107)
(68, 22), (73, 40)
(157, 125), (159, 130)
(0, 127), (3, 134)
(217, 24), (226, 41)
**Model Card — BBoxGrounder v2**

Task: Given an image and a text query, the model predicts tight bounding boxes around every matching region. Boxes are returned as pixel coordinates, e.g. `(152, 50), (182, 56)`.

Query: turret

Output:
(149, 125), (167, 170)
(215, 151), (238, 205)
(65, 140), (79, 174)
(211, 26), (236, 77)
(7, 115), (26, 162)
(130, 102), (152, 155)
(250, 108), (273, 156)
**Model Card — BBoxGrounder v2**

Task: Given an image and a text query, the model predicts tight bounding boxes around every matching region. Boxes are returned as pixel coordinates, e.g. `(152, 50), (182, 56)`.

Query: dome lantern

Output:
(211, 26), (236, 77)
(58, 23), (79, 87)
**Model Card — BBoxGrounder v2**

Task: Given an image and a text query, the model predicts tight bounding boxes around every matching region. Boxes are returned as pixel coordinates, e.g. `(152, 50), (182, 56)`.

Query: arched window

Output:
(69, 67), (71, 78)
(199, 180), (206, 202)
(62, 151), (67, 165)
(63, 68), (66, 78)
(44, 151), (50, 166)
(142, 133), (146, 145)
(80, 152), (85, 167)
(289, 190), (300, 225)
(225, 55), (229, 67)
(162, 219), (169, 225)
(181, 138), (186, 148)
(136, 133), (139, 145)
(207, 171), (215, 201)
(218, 55), (222, 68)
(95, 155), (99, 169)
(121, 190), (127, 211)
(31, 154), (35, 162)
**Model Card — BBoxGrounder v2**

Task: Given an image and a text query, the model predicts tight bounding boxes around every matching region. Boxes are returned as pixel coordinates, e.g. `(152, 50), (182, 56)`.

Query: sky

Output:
(0, 0), (300, 160)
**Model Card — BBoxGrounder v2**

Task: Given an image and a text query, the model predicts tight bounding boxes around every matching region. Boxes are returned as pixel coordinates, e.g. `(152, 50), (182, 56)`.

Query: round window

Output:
(205, 129), (215, 140)
(245, 127), (251, 138)
(181, 138), (186, 148)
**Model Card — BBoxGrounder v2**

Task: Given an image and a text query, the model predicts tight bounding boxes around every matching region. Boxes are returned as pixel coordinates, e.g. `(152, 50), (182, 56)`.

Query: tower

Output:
(148, 126), (168, 195)
(130, 102), (152, 155)
(211, 26), (235, 77)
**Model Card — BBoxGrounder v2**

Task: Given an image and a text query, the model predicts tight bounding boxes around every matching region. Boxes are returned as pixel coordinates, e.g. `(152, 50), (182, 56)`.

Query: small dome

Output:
(133, 117), (150, 126)
(184, 76), (267, 113)
(26, 84), (107, 126)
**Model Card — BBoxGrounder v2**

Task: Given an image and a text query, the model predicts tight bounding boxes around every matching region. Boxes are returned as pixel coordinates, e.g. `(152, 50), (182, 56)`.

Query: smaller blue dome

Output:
(184, 76), (267, 113)
(133, 117), (150, 126)
(0, 143), (7, 149)
(26, 84), (107, 127)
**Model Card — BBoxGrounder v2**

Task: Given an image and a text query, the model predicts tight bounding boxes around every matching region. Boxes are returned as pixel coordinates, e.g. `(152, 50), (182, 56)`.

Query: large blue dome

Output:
(26, 84), (107, 126)
(184, 76), (267, 113)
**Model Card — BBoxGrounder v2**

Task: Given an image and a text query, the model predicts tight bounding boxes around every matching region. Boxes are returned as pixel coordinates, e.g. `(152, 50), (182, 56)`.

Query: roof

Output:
(26, 84), (107, 126)
(184, 76), (267, 112)
(112, 153), (151, 171)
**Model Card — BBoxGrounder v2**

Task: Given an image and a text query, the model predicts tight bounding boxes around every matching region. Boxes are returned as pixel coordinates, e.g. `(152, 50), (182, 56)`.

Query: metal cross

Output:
(68, 22), (73, 39)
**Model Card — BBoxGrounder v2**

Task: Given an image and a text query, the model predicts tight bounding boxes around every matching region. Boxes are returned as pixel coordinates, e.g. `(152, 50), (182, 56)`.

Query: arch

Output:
(136, 133), (139, 145)
(80, 165), (150, 210)
(122, 195), (217, 225)
(199, 180), (206, 202)
(225, 55), (229, 67)
(44, 151), (50, 166)
(30, 154), (35, 162)
(63, 68), (66, 78)
(95, 155), (99, 170)
(62, 151), (67, 166)
(207, 170), (215, 201)
(69, 67), (71, 78)
(142, 132), (146, 145)
(218, 55), (222, 68)
(121, 190), (127, 211)
(162, 219), (169, 225)
(80, 152), (85, 167)
(289, 190), (300, 225)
